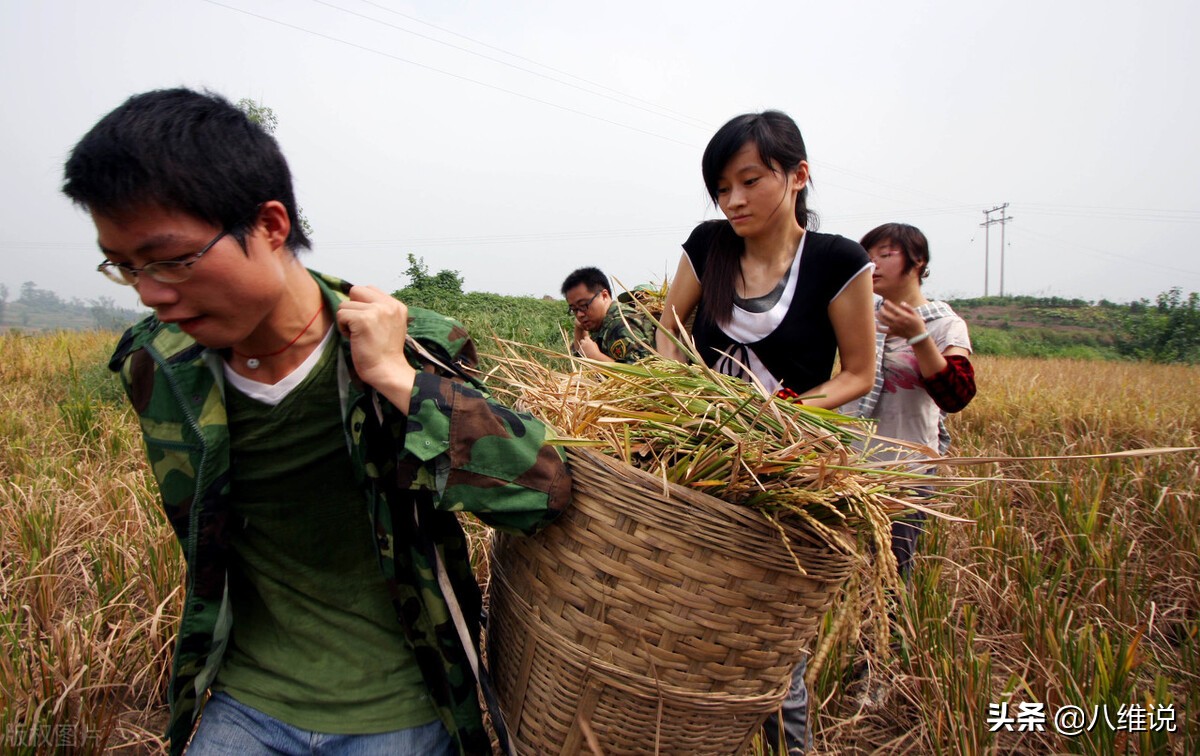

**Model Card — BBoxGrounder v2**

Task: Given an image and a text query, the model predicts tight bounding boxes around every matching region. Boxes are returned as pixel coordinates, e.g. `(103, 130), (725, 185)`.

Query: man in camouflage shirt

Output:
(561, 267), (655, 363)
(63, 89), (571, 756)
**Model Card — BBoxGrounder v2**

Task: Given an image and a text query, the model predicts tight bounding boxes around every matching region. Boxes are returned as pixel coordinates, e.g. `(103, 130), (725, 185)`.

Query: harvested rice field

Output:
(2, 329), (1197, 754)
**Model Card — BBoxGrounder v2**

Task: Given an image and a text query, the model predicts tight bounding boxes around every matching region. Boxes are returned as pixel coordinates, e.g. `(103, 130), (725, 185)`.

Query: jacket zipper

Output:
(145, 343), (209, 706)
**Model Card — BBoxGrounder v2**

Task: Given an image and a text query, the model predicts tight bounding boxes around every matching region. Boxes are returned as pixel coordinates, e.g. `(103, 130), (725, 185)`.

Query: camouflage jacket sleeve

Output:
(596, 304), (654, 363)
(394, 371), (572, 534)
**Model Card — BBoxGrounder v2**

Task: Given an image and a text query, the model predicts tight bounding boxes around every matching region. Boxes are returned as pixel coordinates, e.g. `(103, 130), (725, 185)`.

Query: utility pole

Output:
(980, 203), (1014, 297)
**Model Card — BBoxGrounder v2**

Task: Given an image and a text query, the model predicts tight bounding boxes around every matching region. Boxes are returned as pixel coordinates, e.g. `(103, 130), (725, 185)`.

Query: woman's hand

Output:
(337, 285), (418, 413)
(877, 299), (925, 341)
(878, 298), (971, 379)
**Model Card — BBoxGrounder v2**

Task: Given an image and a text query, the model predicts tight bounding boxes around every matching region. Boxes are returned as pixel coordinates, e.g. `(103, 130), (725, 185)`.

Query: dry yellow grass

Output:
(1, 330), (180, 754)
(3, 335), (1197, 754)
(812, 356), (1199, 754)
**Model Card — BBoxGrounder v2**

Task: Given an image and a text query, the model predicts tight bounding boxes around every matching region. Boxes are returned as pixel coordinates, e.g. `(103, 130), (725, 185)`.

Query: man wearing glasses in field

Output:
(62, 88), (571, 756)
(561, 267), (655, 363)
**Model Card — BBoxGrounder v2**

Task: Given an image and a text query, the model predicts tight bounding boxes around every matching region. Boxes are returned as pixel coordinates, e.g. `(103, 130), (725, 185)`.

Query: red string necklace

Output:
(233, 303), (325, 369)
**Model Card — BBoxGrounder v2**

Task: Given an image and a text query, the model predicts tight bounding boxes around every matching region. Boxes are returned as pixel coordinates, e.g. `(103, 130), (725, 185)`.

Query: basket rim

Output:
(565, 447), (855, 556)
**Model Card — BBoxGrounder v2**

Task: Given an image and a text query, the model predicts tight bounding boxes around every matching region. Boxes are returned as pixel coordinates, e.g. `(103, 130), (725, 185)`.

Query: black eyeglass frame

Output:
(567, 290), (603, 317)
(97, 228), (229, 286)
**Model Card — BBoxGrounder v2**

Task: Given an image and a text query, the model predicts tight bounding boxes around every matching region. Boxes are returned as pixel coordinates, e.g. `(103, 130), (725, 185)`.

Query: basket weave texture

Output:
(488, 448), (856, 755)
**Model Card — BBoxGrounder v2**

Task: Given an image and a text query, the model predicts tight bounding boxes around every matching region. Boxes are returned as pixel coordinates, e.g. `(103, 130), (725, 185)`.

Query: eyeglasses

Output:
(567, 291), (602, 317)
(97, 229), (229, 286)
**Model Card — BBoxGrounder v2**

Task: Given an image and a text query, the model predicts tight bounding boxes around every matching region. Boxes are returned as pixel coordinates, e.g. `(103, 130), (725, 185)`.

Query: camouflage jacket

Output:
(109, 270), (571, 756)
(593, 300), (654, 363)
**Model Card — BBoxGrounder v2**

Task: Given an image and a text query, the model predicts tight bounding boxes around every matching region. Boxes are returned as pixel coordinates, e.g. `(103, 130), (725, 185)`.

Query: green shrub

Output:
(394, 289), (571, 356)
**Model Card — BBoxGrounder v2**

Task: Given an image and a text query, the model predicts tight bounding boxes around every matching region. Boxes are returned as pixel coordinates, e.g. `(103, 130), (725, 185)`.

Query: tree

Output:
(19, 281), (61, 308)
(432, 269), (465, 294)
(236, 98), (278, 133)
(89, 295), (137, 331)
(236, 98), (313, 238)
(1117, 287), (1200, 363)
(401, 253), (463, 296)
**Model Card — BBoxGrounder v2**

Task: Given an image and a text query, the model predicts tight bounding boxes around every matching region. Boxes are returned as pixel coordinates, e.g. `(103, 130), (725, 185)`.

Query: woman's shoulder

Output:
(684, 219), (733, 249)
(804, 230), (869, 259)
(799, 230), (870, 286)
(925, 301), (973, 350)
(682, 219), (739, 273)
(925, 300), (968, 323)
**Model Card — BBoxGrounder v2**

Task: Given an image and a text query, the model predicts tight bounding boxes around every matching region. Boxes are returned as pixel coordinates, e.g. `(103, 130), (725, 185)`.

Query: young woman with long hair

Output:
(656, 110), (877, 753)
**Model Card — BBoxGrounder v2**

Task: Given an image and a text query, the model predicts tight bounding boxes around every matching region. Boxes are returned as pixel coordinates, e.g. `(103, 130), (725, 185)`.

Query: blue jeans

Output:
(187, 692), (456, 756)
(891, 511), (927, 579)
(761, 658), (811, 754)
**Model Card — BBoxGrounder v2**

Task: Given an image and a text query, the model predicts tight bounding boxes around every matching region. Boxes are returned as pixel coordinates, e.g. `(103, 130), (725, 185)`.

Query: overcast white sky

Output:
(4, 0), (1200, 312)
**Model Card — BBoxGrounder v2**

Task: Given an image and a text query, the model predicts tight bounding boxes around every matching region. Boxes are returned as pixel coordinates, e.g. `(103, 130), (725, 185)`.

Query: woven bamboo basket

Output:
(488, 448), (857, 755)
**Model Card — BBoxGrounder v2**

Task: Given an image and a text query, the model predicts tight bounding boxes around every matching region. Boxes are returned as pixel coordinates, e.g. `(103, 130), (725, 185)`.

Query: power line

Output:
(343, 1), (989, 216)
(822, 205), (982, 224)
(318, 226), (691, 248)
(198, 0), (700, 148)
(289, 4), (1200, 231)
(198, 2), (999, 216)
(812, 161), (973, 209)
(353, 0), (713, 130)
(309, 0), (714, 132)
(191, 0), (1200, 281)
(1017, 204), (1200, 224)
(1012, 224), (1200, 279)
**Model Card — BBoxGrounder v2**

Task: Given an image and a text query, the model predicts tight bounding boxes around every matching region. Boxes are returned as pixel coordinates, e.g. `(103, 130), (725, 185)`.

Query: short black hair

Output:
(62, 88), (311, 251)
(860, 223), (931, 281)
(561, 267), (610, 296)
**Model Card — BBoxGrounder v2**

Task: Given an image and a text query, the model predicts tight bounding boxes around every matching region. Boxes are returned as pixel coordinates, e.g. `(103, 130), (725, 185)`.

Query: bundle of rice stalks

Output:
(477, 335), (1000, 753)
(616, 281), (670, 321)
(479, 336), (1197, 753)
(481, 338), (975, 666)
(494, 342), (957, 539)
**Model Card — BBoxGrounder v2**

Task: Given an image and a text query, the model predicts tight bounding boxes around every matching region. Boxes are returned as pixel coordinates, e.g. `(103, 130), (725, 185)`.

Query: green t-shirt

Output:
(214, 339), (436, 733)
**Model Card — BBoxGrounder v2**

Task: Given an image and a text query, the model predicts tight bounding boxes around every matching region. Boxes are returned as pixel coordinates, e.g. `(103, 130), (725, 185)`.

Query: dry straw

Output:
(478, 324), (1197, 754)
(481, 334), (974, 754)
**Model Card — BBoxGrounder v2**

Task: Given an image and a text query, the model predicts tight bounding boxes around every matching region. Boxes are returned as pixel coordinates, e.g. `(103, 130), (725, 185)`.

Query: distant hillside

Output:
(403, 288), (1200, 364)
(948, 290), (1199, 362)
(0, 282), (145, 333)
(4, 279), (1196, 364)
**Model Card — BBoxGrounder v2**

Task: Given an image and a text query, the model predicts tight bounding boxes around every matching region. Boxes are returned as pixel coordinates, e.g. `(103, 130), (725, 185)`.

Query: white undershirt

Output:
(684, 235), (873, 392)
(223, 325), (336, 406)
(716, 235), (807, 391)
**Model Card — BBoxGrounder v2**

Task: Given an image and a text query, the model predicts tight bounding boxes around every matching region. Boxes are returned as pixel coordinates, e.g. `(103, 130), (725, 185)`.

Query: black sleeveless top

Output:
(683, 220), (870, 393)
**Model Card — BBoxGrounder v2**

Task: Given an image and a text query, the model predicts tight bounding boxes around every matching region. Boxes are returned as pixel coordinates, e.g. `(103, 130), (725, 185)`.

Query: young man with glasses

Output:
(63, 88), (571, 756)
(560, 267), (654, 363)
